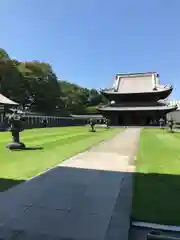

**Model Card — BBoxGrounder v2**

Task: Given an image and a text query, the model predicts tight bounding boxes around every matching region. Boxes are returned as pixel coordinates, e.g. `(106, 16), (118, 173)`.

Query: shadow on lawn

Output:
(24, 147), (44, 151)
(132, 172), (180, 226)
(10, 146), (44, 151)
(0, 178), (25, 192)
(1, 168), (180, 227)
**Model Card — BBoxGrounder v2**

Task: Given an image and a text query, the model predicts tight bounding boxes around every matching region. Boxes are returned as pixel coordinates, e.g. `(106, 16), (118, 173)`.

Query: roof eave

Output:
(115, 72), (156, 78)
(98, 105), (177, 112)
(101, 86), (173, 95)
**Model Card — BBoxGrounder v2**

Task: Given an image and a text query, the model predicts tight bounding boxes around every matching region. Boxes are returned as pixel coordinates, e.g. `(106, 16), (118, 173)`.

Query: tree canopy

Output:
(0, 49), (107, 115)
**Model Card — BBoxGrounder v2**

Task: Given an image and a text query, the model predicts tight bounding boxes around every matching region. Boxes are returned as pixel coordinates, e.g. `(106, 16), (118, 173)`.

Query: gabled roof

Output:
(113, 72), (156, 93)
(116, 72), (157, 77)
(0, 94), (18, 105)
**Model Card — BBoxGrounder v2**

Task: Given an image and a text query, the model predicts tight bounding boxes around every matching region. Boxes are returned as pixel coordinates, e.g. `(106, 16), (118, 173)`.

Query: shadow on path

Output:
(130, 172), (180, 239)
(132, 172), (180, 226)
(0, 166), (133, 240)
(1, 168), (180, 239)
(0, 178), (25, 192)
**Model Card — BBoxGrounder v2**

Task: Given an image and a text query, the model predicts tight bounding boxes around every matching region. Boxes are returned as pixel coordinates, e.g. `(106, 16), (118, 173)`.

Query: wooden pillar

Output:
(35, 116), (38, 126)
(30, 116), (33, 125)
(38, 116), (41, 126)
(34, 116), (36, 126)
(31, 116), (33, 126)
(26, 116), (29, 127)
(0, 114), (3, 123)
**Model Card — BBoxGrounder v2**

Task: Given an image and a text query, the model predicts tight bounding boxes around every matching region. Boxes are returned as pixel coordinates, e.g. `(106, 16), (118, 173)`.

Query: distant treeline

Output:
(0, 48), (108, 115)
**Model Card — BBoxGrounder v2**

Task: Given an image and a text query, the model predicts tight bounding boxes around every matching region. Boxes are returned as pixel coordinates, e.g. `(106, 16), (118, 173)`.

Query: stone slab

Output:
(105, 173), (133, 240)
(6, 206), (111, 240)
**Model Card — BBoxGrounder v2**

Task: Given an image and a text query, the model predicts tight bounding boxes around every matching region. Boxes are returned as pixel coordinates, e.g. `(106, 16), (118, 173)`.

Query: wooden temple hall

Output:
(98, 72), (177, 126)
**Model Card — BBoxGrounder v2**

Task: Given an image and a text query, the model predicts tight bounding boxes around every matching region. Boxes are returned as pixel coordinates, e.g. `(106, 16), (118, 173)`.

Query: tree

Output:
(0, 54), (25, 103)
(19, 61), (62, 113)
(0, 48), (107, 115)
(88, 88), (108, 106)
(59, 81), (89, 114)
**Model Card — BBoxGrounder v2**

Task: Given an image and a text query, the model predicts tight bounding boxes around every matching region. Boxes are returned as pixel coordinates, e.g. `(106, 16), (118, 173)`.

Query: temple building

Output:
(166, 100), (180, 124)
(98, 72), (177, 126)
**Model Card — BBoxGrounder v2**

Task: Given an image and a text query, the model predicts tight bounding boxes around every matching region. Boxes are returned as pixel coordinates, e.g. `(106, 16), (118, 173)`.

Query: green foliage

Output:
(0, 48), (107, 114)
(0, 49), (10, 59)
(85, 106), (98, 114)
(59, 81), (89, 114)
(21, 61), (62, 113)
(58, 81), (107, 114)
(0, 58), (25, 102)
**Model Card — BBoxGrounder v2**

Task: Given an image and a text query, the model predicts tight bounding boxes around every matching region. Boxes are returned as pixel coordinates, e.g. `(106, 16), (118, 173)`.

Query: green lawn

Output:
(0, 126), (120, 191)
(132, 128), (180, 226)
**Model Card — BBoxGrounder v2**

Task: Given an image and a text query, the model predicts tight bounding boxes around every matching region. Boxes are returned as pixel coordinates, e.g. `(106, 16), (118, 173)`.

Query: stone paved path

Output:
(0, 128), (141, 240)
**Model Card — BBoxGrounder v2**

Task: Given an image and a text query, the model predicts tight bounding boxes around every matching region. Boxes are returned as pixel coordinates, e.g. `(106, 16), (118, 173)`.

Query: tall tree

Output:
(0, 48), (107, 115)
(19, 61), (63, 113)
(88, 88), (108, 106)
(0, 51), (25, 103)
(59, 81), (89, 114)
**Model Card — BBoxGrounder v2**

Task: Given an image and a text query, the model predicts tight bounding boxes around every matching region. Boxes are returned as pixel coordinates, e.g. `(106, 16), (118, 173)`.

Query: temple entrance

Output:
(113, 111), (168, 126)
(117, 112), (147, 126)
(117, 115), (123, 125)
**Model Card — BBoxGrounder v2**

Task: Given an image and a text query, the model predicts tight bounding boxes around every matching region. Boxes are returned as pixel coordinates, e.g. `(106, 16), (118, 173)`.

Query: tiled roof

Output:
(116, 75), (153, 93)
(106, 72), (165, 94)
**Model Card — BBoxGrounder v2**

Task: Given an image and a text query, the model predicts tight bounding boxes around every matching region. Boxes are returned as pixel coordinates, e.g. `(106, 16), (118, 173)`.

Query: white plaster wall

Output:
(167, 110), (180, 123)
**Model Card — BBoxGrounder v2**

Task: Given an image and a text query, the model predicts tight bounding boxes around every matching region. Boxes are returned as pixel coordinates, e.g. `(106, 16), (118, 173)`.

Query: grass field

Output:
(132, 128), (180, 226)
(0, 126), (120, 191)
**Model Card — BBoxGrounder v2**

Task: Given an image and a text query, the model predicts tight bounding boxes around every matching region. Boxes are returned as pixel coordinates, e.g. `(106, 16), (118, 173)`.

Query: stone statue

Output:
(168, 119), (174, 133)
(159, 118), (164, 129)
(6, 109), (26, 150)
(105, 118), (110, 129)
(41, 118), (48, 128)
(6, 91), (34, 150)
(89, 118), (96, 132)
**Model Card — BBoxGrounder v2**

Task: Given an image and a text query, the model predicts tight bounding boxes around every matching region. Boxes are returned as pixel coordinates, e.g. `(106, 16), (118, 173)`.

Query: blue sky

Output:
(1, 0), (180, 98)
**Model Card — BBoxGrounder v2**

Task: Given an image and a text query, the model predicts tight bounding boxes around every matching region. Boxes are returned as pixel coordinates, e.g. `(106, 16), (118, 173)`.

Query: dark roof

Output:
(98, 105), (177, 111)
(103, 84), (172, 95)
